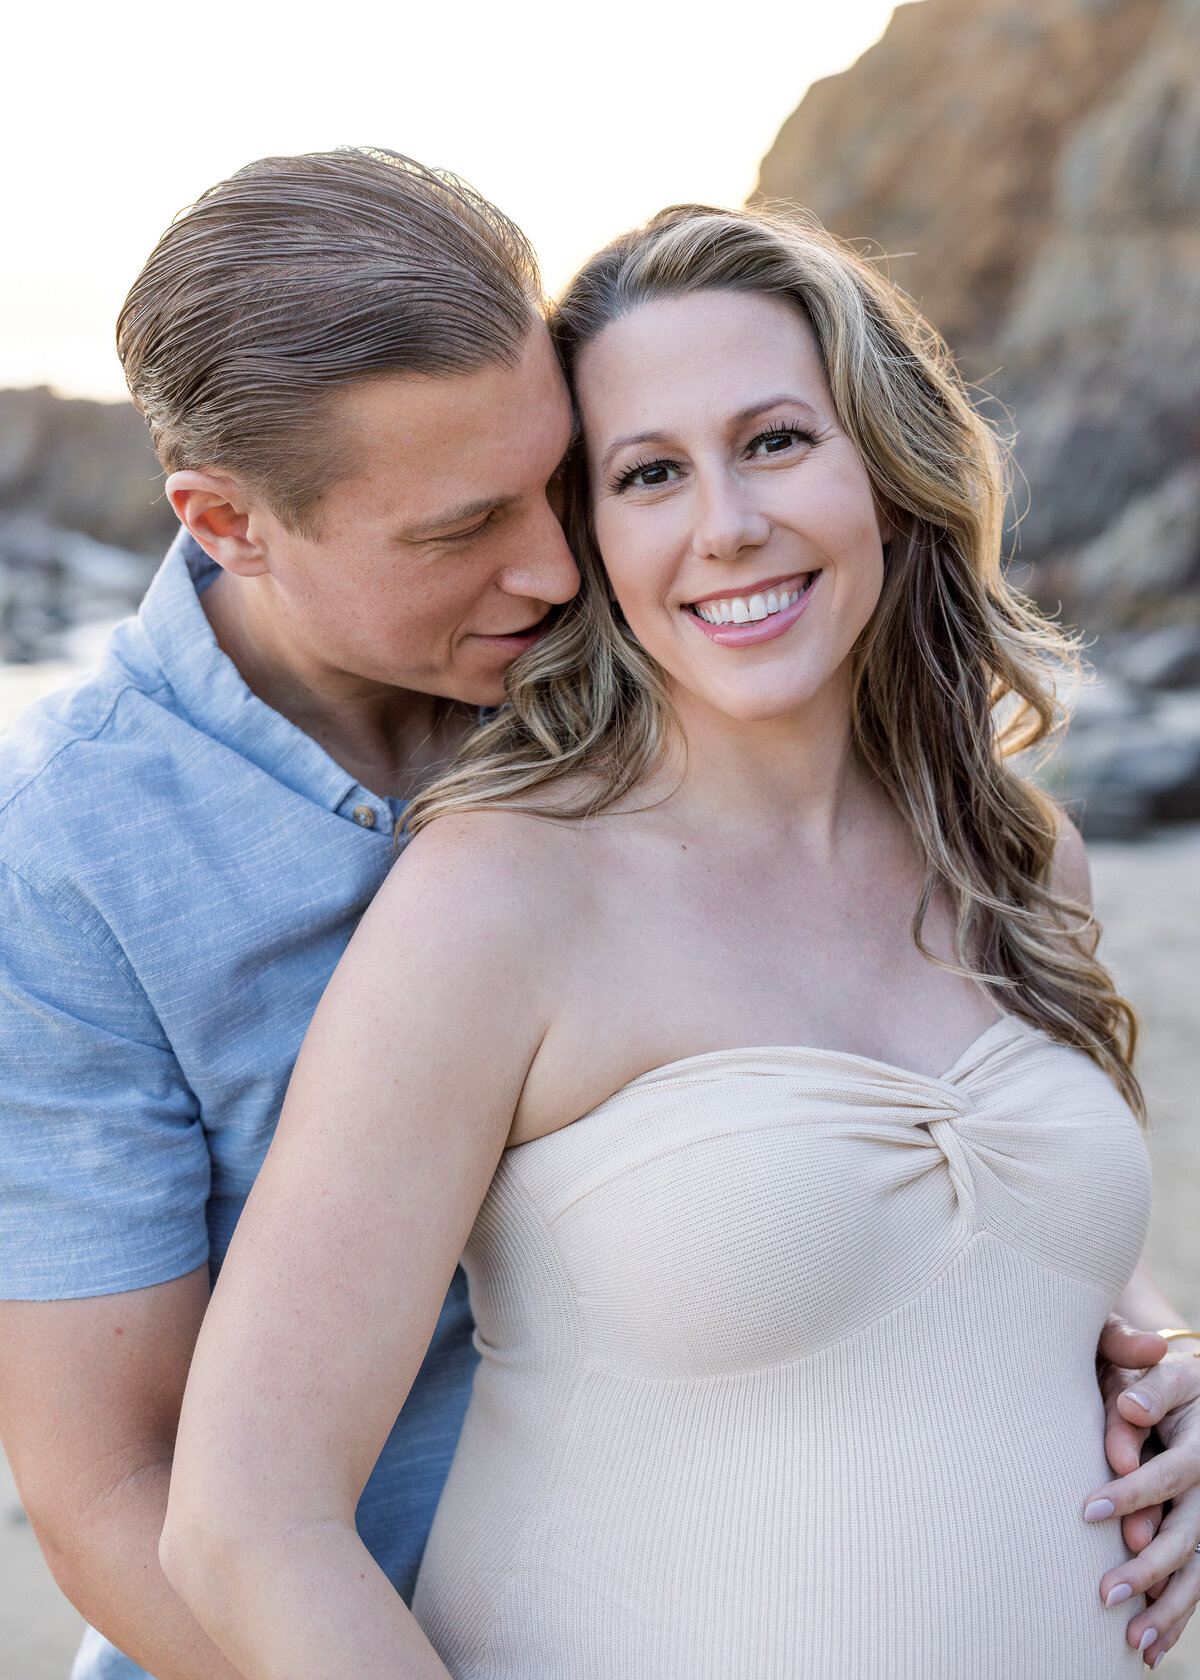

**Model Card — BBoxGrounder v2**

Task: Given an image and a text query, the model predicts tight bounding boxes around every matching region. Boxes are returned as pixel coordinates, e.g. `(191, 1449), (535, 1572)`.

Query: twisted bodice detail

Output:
(414, 1017), (1152, 1678)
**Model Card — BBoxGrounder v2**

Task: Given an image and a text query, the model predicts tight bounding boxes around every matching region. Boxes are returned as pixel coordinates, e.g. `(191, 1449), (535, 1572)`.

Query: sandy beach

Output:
(0, 657), (1197, 1676)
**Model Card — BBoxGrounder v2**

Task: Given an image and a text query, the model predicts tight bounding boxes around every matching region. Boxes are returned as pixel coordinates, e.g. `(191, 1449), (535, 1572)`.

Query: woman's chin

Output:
(672, 675), (843, 728)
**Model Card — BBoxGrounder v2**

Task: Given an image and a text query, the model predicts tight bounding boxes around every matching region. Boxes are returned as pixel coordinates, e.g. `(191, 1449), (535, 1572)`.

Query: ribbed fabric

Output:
(413, 1018), (1153, 1678)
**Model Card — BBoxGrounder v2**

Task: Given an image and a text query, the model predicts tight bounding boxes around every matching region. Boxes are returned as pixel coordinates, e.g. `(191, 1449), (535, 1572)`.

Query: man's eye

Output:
(442, 517), (492, 542)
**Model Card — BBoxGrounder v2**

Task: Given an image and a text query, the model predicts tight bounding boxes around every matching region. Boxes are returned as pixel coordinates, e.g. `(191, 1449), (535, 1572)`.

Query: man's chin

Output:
(435, 663), (510, 710)
(457, 625), (552, 705)
(461, 680), (509, 710)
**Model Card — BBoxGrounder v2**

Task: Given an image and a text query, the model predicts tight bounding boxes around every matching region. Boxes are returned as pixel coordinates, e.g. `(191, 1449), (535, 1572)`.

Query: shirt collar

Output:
(136, 529), (377, 818)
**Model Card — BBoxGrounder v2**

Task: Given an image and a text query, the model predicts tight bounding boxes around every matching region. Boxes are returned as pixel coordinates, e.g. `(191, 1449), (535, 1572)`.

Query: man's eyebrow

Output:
(599, 396), (822, 474)
(399, 493), (519, 542)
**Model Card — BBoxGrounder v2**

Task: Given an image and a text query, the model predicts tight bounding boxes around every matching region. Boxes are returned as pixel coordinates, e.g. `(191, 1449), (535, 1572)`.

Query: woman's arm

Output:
(160, 815), (565, 1680)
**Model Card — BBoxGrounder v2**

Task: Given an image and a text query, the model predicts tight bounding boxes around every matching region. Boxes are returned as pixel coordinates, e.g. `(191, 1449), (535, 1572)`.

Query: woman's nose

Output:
(689, 475), (771, 563)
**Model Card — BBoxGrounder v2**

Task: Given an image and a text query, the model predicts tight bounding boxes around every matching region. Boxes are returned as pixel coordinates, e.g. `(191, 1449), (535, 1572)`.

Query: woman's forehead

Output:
(576, 291), (828, 437)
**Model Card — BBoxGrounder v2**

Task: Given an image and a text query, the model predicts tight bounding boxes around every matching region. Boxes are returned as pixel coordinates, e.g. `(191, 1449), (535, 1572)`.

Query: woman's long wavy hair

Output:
(406, 203), (1142, 1117)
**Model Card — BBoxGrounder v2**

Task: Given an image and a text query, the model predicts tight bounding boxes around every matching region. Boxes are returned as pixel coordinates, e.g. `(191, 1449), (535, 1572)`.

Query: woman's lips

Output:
(685, 572), (820, 646)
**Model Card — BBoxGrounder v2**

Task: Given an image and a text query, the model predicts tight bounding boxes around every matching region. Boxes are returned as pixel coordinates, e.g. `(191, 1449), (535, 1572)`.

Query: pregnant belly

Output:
(416, 1237), (1142, 1679)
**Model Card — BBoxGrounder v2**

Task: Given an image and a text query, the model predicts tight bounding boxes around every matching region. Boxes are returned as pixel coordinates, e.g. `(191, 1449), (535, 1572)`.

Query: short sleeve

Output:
(0, 861), (211, 1300)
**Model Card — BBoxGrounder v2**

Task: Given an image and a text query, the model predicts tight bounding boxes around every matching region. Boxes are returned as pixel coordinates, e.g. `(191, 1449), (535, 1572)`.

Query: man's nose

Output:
(497, 504), (580, 605)
(690, 474), (771, 563)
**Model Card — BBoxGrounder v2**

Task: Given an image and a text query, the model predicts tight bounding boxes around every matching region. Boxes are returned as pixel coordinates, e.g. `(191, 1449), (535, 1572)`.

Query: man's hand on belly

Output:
(1084, 1314), (1200, 1668)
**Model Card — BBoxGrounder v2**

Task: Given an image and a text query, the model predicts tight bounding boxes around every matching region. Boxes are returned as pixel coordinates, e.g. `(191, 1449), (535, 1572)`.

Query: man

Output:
(0, 149), (1195, 1680)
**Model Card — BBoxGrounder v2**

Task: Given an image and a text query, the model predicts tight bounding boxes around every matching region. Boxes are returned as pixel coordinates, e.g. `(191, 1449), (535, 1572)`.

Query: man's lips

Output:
(468, 615), (552, 648)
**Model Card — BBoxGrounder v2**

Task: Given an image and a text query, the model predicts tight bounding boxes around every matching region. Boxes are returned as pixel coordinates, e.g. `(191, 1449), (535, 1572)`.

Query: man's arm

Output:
(1050, 820), (1200, 1659)
(0, 860), (235, 1676)
(1112, 1263), (1192, 1339)
(0, 1267), (248, 1680)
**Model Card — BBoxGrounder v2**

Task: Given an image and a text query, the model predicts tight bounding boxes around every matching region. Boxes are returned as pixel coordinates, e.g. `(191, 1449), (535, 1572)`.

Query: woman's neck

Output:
(651, 671), (877, 852)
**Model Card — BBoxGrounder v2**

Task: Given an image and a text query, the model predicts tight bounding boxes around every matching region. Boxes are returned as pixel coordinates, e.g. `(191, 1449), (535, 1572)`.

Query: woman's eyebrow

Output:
(600, 396), (823, 474)
(599, 430), (667, 475)
(731, 395), (822, 428)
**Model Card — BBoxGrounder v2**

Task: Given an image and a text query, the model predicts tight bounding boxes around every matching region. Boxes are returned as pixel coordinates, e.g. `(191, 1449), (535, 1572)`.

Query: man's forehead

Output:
(340, 328), (566, 433)
(322, 345), (571, 532)
(341, 364), (567, 459)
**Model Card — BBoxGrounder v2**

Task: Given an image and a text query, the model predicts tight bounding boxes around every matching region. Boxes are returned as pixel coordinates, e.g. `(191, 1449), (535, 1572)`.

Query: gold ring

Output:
(1157, 1328), (1200, 1356)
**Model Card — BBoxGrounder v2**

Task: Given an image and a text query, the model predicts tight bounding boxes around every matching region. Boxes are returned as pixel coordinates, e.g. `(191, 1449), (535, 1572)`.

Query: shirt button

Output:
(352, 804), (377, 829)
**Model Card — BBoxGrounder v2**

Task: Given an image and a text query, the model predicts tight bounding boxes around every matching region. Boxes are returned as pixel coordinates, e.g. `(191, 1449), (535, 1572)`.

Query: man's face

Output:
(240, 323), (579, 707)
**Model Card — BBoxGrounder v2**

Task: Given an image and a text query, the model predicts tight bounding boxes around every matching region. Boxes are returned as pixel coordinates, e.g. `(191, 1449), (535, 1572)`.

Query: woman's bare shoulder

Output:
(320, 808), (594, 1106)
(371, 805), (592, 946)
(1047, 805), (1093, 910)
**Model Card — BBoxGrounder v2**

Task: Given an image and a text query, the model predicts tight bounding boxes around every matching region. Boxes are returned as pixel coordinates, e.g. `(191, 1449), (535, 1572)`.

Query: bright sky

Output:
(3, 0), (897, 402)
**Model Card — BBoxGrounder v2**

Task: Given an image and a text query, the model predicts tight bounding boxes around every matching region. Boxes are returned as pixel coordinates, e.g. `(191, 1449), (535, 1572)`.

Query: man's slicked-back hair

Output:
(118, 147), (543, 534)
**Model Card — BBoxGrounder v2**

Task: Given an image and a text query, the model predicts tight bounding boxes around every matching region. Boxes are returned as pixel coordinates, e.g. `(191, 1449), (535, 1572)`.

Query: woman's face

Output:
(577, 289), (888, 725)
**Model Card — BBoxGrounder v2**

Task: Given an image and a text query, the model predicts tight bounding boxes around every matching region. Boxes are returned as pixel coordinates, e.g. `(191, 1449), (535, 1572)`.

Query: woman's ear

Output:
(875, 499), (896, 556)
(166, 472), (270, 578)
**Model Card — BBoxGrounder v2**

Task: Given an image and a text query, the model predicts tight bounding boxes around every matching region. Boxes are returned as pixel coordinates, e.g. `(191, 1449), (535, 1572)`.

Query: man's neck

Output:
(199, 568), (474, 802)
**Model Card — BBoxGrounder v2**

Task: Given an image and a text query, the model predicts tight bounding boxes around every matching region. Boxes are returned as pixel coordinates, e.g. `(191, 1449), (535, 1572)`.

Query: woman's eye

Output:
(615, 459), (682, 492)
(747, 427), (813, 459)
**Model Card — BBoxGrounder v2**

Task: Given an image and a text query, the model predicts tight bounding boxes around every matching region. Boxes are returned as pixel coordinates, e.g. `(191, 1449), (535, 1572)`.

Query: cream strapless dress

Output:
(413, 1017), (1152, 1678)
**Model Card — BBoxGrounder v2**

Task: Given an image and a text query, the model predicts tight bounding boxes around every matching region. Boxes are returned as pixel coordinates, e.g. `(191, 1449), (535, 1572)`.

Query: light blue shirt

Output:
(0, 532), (477, 1678)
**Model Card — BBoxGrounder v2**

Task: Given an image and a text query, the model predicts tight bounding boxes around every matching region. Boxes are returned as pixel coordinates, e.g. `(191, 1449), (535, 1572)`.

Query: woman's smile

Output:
(685, 569), (821, 645)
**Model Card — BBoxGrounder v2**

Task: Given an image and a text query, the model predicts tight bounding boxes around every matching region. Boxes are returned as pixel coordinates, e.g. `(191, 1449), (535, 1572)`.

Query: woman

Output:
(163, 206), (1182, 1676)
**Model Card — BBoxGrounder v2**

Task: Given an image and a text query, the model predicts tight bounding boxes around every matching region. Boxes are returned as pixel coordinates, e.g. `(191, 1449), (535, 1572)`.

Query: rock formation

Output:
(756, 0), (1200, 834)
(755, 0), (1200, 602)
(0, 387), (173, 663)
(0, 387), (172, 556)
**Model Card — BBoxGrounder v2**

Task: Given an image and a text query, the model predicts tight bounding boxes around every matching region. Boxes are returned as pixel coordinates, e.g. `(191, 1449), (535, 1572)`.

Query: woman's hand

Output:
(1088, 1316), (1200, 1667)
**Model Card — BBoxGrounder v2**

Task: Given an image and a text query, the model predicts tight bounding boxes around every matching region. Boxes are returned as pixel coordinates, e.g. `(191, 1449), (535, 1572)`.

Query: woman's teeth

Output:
(690, 577), (811, 627)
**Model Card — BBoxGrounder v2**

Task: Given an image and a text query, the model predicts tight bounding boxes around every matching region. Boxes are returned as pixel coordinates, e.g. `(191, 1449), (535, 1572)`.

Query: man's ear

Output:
(166, 471), (269, 578)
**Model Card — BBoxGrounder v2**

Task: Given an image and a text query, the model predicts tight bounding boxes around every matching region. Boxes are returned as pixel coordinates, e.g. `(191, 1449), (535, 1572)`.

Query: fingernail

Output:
(1153, 1654), (1165, 1670)
(1084, 1499), (1116, 1521)
(1106, 1583), (1134, 1607)
(1126, 1390), (1153, 1412)
(1139, 1628), (1158, 1653)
